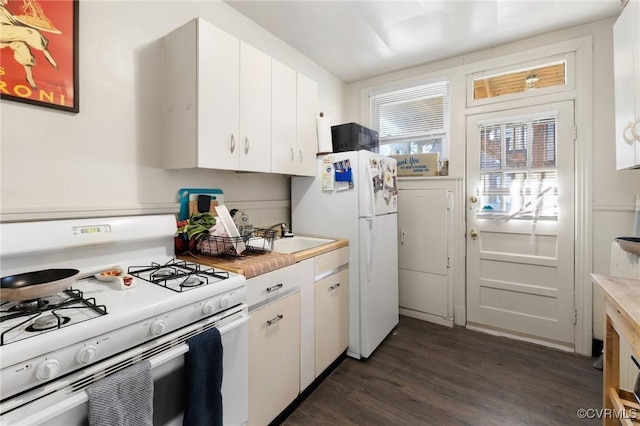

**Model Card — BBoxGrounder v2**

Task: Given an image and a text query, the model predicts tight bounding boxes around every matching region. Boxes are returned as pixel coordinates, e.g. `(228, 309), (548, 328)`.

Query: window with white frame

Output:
(369, 80), (449, 158)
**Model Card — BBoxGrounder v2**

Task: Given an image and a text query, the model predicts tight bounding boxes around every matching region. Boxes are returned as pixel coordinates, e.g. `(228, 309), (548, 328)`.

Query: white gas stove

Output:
(0, 214), (248, 425)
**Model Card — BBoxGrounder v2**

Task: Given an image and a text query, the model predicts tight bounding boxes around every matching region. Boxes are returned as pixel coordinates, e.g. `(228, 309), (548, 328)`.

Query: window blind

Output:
(370, 81), (449, 144)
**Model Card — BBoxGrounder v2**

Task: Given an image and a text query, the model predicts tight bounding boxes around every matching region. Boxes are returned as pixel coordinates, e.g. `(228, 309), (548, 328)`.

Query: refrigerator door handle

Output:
(367, 161), (377, 219)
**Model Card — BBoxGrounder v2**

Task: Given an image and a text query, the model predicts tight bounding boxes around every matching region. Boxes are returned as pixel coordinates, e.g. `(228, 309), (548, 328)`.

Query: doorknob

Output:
(469, 228), (478, 239)
(469, 195), (478, 203)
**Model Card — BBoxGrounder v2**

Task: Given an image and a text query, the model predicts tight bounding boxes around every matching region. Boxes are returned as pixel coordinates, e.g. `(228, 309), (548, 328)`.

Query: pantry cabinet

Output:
(162, 17), (318, 175)
(248, 292), (300, 426)
(614, 0), (640, 170)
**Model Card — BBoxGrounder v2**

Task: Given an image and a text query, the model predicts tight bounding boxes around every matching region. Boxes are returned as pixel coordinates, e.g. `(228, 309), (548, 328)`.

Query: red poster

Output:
(0, 0), (78, 112)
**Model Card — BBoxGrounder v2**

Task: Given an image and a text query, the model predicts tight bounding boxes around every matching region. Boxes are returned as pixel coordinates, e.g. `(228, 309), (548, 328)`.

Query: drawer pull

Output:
(266, 283), (283, 293)
(266, 314), (284, 326)
(329, 283), (341, 291)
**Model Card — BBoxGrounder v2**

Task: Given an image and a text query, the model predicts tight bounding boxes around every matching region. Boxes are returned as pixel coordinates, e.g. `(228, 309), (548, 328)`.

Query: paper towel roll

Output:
(316, 113), (332, 153)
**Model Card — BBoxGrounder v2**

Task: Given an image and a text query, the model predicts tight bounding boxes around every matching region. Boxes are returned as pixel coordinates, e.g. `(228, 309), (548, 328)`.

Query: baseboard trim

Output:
(399, 308), (454, 328)
(466, 322), (575, 353)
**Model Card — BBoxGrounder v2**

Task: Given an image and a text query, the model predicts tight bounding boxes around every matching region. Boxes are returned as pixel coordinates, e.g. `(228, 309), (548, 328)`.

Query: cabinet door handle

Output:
(400, 229), (405, 245)
(244, 137), (250, 154)
(230, 134), (236, 153)
(266, 314), (283, 326)
(266, 283), (283, 293)
(329, 283), (340, 291)
(299, 149), (303, 163)
(632, 118), (640, 142)
(623, 121), (635, 144)
(289, 147), (294, 161)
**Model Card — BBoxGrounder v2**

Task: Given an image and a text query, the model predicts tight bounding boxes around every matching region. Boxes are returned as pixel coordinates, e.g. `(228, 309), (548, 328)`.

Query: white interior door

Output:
(466, 101), (575, 350)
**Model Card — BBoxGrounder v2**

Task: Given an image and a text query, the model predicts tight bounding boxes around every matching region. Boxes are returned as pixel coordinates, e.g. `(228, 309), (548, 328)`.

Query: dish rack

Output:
(196, 228), (277, 257)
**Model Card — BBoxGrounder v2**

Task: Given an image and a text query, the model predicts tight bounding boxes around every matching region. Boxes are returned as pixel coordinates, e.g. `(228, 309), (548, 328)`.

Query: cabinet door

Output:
(614, 0), (640, 170)
(162, 18), (240, 170)
(271, 59), (298, 175)
(198, 19), (240, 170)
(397, 189), (449, 275)
(248, 292), (300, 426)
(296, 73), (318, 176)
(240, 41), (272, 172)
(315, 268), (349, 377)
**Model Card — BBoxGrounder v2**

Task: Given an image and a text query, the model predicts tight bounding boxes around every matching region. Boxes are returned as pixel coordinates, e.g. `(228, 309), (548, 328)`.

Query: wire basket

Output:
(196, 228), (277, 258)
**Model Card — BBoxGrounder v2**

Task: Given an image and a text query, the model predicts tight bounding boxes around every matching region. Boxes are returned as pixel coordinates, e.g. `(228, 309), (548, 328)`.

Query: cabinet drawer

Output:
(247, 264), (300, 310)
(315, 246), (349, 278)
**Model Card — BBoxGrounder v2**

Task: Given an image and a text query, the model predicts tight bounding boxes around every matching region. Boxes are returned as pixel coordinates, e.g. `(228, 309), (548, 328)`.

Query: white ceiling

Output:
(226, 0), (623, 83)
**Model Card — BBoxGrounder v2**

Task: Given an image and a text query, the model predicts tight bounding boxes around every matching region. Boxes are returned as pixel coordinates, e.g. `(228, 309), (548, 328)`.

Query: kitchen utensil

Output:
(616, 237), (640, 256)
(215, 205), (246, 254)
(1, 267), (116, 302)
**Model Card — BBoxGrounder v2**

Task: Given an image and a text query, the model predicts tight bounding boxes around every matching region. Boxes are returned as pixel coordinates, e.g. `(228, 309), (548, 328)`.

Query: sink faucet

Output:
(266, 222), (288, 238)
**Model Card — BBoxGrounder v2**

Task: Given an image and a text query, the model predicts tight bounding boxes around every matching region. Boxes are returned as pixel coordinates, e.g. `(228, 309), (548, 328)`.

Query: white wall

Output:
(344, 18), (640, 343)
(0, 1), (344, 225)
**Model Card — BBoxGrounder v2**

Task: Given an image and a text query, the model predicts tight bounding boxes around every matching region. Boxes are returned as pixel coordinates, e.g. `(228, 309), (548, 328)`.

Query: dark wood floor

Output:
(283, 316), (601, 426)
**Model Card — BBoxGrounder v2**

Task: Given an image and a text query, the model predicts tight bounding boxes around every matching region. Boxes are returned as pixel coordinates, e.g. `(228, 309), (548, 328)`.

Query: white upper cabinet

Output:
(240, 42), (272, 172)
(271, 64), (318, 177)
(162, 18), (240, 170)
(271, 59), (298, 175)
(296, 73), (319, 177)
(162, 18), (317, 174)
(614, 0), (640, 170)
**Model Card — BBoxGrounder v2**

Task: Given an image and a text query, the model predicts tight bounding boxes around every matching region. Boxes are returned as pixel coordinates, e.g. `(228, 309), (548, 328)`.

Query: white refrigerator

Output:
(292, 150), (398, 359)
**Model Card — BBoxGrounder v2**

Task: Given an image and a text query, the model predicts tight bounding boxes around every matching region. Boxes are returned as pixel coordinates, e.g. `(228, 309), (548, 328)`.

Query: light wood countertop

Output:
(591, 273), (640, 333)
(287, 236), (349, 262)
(179, 236), (349, 278)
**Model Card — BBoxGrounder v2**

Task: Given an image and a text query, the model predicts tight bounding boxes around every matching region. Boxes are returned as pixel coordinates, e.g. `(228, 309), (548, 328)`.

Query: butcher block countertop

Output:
(179, 236), (348, 279)
(591, 274), (640, 331)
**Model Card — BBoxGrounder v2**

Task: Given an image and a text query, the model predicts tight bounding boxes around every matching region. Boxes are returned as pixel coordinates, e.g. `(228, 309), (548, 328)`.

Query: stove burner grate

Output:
(0, 288), (108, 346)
(128, 259), (229, 293)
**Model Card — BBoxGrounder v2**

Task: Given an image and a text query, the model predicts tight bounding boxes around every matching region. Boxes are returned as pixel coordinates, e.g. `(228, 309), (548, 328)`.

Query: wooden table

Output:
(591, 274), (640, 425)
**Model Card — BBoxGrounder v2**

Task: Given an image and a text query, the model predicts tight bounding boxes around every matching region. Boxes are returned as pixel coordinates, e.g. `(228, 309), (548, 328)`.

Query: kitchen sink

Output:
(272, 236), (335, 254)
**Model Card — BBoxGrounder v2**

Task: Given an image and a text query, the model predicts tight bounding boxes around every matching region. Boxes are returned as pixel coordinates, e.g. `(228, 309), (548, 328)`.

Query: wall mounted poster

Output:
(0, 0), (79, 113)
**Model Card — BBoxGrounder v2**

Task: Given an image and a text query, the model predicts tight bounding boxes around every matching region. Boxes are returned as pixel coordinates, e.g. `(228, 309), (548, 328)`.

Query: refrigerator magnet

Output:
(322, 156), (335, 191)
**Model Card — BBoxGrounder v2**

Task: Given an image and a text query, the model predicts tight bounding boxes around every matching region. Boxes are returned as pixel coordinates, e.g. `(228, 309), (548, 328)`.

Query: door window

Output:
(476, 116), (559, 220)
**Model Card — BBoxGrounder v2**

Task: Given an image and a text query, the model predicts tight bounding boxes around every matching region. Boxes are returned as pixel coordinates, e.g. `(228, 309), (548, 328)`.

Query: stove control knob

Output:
(35, 359), (60, 381)
(202, 301), (216, 316)
(76, 345), (98, 365)
(150, 319), (166, 336)
(219, 295), (232, 309)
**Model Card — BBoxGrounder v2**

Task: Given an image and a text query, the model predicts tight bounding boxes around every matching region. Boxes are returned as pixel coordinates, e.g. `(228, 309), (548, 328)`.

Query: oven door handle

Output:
(14, 314), (250, 426)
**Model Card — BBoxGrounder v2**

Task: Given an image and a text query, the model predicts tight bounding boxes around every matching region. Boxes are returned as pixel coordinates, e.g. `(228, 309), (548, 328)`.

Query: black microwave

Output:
(331, 123), (379, 153)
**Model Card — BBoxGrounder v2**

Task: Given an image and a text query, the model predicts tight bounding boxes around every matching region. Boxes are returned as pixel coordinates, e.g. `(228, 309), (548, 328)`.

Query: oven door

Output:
(0, 305), (249, 426)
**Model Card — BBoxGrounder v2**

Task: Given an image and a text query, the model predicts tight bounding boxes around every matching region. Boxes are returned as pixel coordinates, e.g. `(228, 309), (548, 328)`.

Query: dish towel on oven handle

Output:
(86, 359), (153, 426)
(183, 327), (223, 426)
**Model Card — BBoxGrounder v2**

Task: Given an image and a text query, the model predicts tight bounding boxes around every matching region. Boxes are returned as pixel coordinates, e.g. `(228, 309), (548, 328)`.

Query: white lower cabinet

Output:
(314, 268), (349, 376)
(247, 246), (348, 424)
(248, 291), (300, 426)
